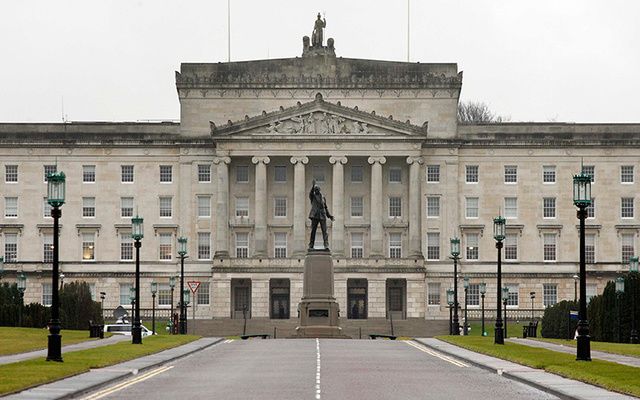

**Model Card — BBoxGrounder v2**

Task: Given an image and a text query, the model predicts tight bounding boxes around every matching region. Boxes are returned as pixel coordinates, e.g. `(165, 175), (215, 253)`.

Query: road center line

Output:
(315, 338), (321, 400)
(81, 365), (174, 400)
(405, 341), (469, 368)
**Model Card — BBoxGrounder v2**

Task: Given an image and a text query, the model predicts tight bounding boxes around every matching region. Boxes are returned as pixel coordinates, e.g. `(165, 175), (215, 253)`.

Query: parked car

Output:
(104, 323), (154, 336)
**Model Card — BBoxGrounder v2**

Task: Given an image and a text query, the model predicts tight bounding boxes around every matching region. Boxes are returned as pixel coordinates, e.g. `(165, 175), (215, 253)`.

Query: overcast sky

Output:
(1, 0), (638, 123)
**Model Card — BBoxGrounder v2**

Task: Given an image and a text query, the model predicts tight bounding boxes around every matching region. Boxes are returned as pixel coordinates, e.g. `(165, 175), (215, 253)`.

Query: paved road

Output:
(86, 339), (557, 400)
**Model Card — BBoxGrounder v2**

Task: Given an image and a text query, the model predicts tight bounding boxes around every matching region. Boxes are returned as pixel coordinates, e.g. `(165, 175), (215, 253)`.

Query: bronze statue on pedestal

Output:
(308, 180), (334, 250)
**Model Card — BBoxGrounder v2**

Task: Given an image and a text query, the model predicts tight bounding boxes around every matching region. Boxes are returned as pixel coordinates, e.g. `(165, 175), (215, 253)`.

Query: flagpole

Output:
(227, 0), (231, 62)
(407, 0), (410, 62)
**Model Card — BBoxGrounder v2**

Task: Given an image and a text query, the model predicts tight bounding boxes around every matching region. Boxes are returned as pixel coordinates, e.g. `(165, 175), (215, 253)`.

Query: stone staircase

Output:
(190, 318), (448, 339)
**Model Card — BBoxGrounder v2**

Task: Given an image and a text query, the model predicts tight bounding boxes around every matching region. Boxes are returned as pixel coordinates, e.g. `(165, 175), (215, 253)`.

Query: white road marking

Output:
(223, 339), (235, 344)
(315, 338), (321, 400)
(80, 365), (174, 400)
(405, 341), (469, 368)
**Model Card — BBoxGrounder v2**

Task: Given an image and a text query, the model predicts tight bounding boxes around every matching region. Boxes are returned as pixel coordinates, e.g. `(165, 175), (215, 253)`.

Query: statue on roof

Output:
(312, 13), (326, 47)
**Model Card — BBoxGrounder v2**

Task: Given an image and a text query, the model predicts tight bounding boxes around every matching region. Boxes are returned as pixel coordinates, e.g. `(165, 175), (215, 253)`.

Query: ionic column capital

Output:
(329, 156), (348, 165)
(251, 156), (271, 165)
(368, 156), (387, 165)
(406, 156), (424, 165)
(290, 156), (309, 165)
(212, 156), (231, 165)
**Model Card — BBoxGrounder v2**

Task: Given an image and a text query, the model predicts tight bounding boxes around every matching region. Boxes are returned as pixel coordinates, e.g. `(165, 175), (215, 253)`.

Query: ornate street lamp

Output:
(450, 238), (461, 336)
(151, 281), (157, 335)
(573, 171), (592, 360)
(630, 256), (639, 344)
(616, 276), (625, 343)
(17, 272), (26, 327)
(178, 237), (188, 335)
(463, 277), (469, 335)
(131, 215), (144, 344)
(530, 291), (536, 323)
(0, 256), (4, 281)
(502, 286), (510, 338)
(446, 288), (455, 335)
(479, 282), (487, 336)
(493, 215), (506, 344)
(46, 170), (65, 362)
(169, 275), (176, 334)
(129, 286), (136, 322)
(99, 292), (106, 322)
(182, 288), (191, 334)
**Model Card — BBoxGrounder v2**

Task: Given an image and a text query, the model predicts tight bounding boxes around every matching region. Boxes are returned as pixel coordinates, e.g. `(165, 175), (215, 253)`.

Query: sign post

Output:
(187, 281), (200, 334)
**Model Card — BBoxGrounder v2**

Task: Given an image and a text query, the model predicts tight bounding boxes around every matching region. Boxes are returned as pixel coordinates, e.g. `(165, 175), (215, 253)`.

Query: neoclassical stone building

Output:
(1, 29), (639, 329)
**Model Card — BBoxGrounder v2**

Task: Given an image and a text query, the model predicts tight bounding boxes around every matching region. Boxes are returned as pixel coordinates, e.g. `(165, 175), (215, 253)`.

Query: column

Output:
(368, 156), (386, 258)
(407, 156), (424, 259)
(252, 156), (270, 257)
(213, 156), (231, 258)
(329, 156), (347, 256)
(290, 156), (309, 256)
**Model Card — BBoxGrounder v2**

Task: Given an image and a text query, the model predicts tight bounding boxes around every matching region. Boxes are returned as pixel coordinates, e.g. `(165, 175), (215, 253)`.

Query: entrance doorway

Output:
(231, 278), (251, 319)
(270, 279), (290, 319)
(347, 279), (367, 319)
(386, 279), (406, 320)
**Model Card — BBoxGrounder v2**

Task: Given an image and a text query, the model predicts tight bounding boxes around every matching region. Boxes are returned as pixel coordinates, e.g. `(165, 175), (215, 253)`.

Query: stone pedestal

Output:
(295, 249), (348, 338)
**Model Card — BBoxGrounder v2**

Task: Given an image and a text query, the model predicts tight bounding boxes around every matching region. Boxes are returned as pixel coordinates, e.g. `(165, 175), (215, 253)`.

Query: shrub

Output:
(541, 300), (578, 339)
(59, 281), (103, 329)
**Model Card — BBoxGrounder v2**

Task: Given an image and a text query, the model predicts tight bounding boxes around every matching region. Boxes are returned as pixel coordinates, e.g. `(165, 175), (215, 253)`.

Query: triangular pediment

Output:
(210, 94), (427, 138)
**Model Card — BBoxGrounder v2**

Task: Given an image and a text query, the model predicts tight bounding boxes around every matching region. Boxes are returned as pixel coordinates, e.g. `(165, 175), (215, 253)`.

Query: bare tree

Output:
(457, 101), (507, 123)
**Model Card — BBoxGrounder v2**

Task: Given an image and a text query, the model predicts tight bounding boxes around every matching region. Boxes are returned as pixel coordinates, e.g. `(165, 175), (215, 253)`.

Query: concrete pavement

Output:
(415, 338), (636, 400)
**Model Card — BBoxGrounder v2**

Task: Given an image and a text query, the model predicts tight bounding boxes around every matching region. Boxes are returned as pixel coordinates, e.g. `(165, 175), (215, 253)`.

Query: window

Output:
(543, 165), (556, 183)
(587, 198), (595, 219)
(44, 165), (56, 182)
(198, 164), (211, 183)
(82, 197), (96, 218)
(351, 197), (363, 217)
(621, 165), (634, 183)
(197, 282), (210, 305)
(389, 167), (402, 183)
(159, 197), (172, 218)
(351, 166), (363, 183)
(4, 197), (17, 218)
(82, 232), (95, 261)
(582, 165), (595, 183)
(160, 165), (172, 183)
(389, 197), (402, 217)
(159, 233), (173, 260)
(5, 165), (18, 183)
(351, 232), (364, 258)
(43, 198), (52, 218)
(389, 233), (402, 258)
(505, 233), (518, 261)
(119, 283), (132, 306)
(465, 233), (479, 260)
(158, 284), (171, 306)
(274, 232), (287, 258)
(621, 197), (634, 218)
(4, 233), (17, 262)
(465, 197), (479, 218)
(312, 165), (325, 182)
(621, 233), (635, 263)
(504, 197), (517, 219)
(585, 234), (596, 264)
(426, 197), (440, 218)
(236, 165), (249, 183)
(43, 234), (53, 263)
(543, 284), (557, 307)
(427, 165), (440, 183)
(543, 197), (556, 218)
(198, 232), (211, 260)
(121, 165), (134, 183)
(120, 233), (133, 261)
(426, 233), (440, 260)
(274, 166), (287, 182)
(197, 196), (211, 218)
(121, 197), (134, 218)
(42, 283), (52, 306)
(465, 165), (478, 183)
(235, 232), (249, 258)
(467, 284), (480, 306)
(274, 197), (287, 217)
(235, 197), (249, 217)
(83, 165), (96, 183)
(504, 165), (517, 183)
(427, 282), (440, 305)
(543, 233), (557, 262)
(506, 284), (519, 306)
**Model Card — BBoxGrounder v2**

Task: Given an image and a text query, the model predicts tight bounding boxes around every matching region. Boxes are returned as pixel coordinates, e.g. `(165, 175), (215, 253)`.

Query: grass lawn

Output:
(532, 337), (640, 358)
(0, 327), (107, 356)
(0, 334), (199, 396)
(464, 321), (539, 337)
(438, 335), (640, 397)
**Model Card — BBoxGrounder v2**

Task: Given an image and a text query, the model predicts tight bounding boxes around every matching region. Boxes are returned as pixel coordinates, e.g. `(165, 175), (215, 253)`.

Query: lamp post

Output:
(151, 281), (157, 335)
(59, 273), (65, 291)
(99, 292), (106, 322)
(46, 170), (65, 362)
(630, 256), (639, 344)
(183, 289), (190, 334)
(480, 282), (487, 336)
(502, 286), (509, 339)
(178, 237), (188, 335)
(615, 276), (625, 343)
(530, 292), (536, 322)
(573, 274), (579, 303)
(169, 275), (176, 334)
(450, 238), (461, 335)
(463, 277), (469, 335)
(17, 272), (26, 327)
(446, 289), (454, 335)
(0, 256), (4, 281)
(131, 215), (144, 344)
(493, 215), (506, 345)
(129, 286), (136, 323)
(573, 171), (592, 360)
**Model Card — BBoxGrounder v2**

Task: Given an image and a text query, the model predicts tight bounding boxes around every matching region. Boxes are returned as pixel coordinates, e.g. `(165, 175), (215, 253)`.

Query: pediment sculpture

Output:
(266, 112), (369, 135)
